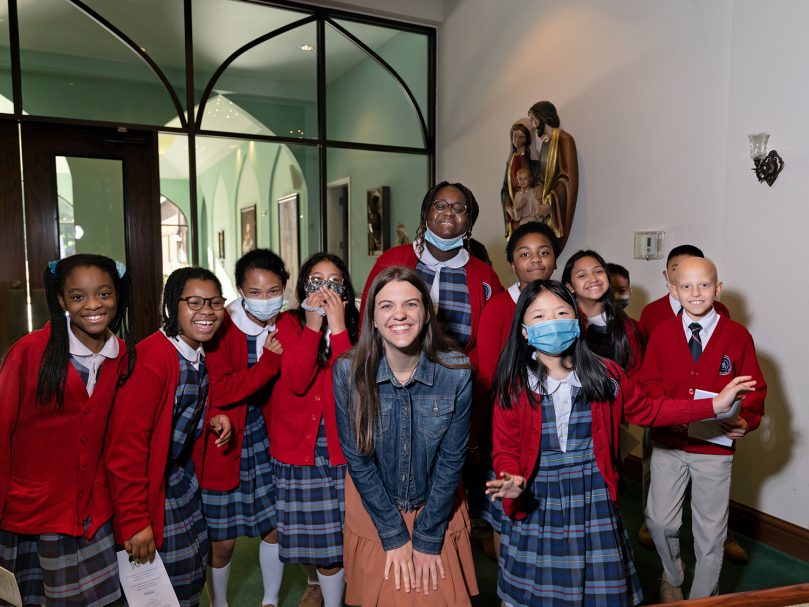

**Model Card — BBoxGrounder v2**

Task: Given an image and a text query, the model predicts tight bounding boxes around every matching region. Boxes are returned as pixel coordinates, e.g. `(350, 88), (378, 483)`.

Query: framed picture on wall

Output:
(277, 193), (300, 290)
(240, 205), (257, 254)
(217, 230), (225, 261)
(367, 186), (389, 257)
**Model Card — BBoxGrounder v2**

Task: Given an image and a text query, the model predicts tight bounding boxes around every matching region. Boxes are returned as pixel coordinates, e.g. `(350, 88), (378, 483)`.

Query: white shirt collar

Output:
(508, 281), (521, 304)
(228, 298), (276, 336)
(413, 240), (469, 269)
(527, 366), (581, 394)
(67, 323), (119, 359)
(161, 328), (204, 367)
(682, 307), (719, 336)
(587, 311), (607, 327)
(668, 292), (682, 315)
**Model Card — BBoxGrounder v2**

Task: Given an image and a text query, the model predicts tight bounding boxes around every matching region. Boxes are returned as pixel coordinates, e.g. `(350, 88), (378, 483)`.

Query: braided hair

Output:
(162, 267), (222, 338)
(413, 181), (480, 256)
(36, 254), (137, 408)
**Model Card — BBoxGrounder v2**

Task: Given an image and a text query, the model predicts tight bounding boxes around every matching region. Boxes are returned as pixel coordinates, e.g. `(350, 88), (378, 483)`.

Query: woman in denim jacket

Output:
(334, 266), (479, 606)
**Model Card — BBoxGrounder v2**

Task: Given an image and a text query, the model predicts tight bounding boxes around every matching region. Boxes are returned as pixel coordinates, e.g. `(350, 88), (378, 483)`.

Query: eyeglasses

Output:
(431, 199), (468, 216)
(179, 296), (226, 311)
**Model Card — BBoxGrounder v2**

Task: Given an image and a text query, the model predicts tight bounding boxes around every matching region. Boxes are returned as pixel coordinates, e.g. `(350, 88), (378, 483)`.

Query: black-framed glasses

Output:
(431, 199), (468, 215)
(179, 296), (226, 311)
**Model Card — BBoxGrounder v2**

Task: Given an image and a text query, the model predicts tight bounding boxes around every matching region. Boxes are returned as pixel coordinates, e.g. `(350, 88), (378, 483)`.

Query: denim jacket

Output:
(333, 350), (471, 554)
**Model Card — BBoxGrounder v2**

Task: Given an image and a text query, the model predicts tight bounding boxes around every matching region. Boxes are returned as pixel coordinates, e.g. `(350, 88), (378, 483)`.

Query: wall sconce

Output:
(748, 132), (784, 186)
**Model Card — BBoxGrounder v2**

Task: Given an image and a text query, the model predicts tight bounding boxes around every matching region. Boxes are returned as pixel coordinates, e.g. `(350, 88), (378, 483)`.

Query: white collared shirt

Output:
(67, 324), (119, 396)
(587, 311), (607, 327)
(682, 307), (719, 350)
(528, 368), (582, 453)
(161, 328), (204, 370)
(508, 281), (521, 304)
(668, 292), (682, 315)
(227, 298), (277, 360)
(413, 240), (469, 306)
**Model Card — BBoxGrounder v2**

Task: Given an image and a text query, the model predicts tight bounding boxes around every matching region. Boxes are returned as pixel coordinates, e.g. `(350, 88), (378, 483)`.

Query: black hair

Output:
(492, 280), (615, 411)
(414, 181), (480, 253)
(162, 267), (222, 338)
(506, 221), (561, 262)
(468, 238), (492, 266)
(605, 263), (630, 282)
(36, 254), (137, 408)
(562, 250), (641, 371)
(294, 252), (359, 366)
(667, 244), (704, 264)
(234, 248), (290, 288)
(528, 100), (561, 128)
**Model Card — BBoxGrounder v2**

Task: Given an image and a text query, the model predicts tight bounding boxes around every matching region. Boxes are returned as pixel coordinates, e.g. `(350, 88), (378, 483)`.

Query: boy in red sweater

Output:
(636, 258), (766, 602)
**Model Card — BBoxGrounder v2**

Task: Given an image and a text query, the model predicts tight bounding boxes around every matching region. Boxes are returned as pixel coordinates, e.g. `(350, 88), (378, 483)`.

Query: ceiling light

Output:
(299, 43), (315, 52)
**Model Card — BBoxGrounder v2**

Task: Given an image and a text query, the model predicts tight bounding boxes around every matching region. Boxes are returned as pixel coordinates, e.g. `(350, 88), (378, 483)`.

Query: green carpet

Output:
(201, 478), (809, 605)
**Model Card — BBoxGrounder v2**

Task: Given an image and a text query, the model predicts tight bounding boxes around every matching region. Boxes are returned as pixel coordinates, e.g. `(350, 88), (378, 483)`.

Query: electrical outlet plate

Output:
(634, 231), (664, 260)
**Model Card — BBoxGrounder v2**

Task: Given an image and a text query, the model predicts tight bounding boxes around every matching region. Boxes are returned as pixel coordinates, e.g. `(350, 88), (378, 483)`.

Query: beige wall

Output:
(436, 0), (808, 528)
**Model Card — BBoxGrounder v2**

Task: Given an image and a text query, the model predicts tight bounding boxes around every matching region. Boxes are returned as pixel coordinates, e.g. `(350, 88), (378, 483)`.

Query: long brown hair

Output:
(346, 266), (465, 454)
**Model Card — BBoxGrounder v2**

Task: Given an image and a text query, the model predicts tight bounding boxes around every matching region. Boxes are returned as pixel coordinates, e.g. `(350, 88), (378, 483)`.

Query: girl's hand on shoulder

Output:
(210, 414), (232, 447)
(384, 541), (415, 593)
(125, 525), (155, 564)
(321, 286), (347, 334)
(712, 375), (756, 415)
(303, 292), (325, 331)
(485, 472), (527, 500)
(413, 550), (445, 596)
(264, 329), (283, 355)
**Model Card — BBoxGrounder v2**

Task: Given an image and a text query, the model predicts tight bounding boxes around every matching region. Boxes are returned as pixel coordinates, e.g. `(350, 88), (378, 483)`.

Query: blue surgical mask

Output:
(523, 318), (580, 355)
(616, 298), (630, 310)
(242, 295), (284, 322)
(424, 227), (465, 252)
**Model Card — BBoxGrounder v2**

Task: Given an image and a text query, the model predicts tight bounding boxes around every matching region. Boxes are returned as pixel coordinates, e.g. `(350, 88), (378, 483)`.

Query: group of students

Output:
(0, 180), (765, 607)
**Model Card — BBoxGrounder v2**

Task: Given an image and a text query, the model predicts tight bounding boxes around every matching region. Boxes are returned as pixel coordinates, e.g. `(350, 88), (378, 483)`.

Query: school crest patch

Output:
(482, 282), (492, 301)
(719, 355), (733, 376)
(609, 377), (620, 397)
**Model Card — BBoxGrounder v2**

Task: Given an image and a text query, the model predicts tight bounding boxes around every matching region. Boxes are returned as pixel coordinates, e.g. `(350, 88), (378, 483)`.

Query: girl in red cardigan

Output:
(106, 267), (232, 607)
(269, 252), (359, 607)
(0, 254), (136, 607)
(201, 249), (288, 607)
(485, 280), (754, 607)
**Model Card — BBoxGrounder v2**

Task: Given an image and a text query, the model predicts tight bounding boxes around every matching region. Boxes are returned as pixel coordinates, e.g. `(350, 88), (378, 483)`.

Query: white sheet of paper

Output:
(117, 550), (180, 607)
(0, 565), (22, 607)
(689, 389), (740, 447)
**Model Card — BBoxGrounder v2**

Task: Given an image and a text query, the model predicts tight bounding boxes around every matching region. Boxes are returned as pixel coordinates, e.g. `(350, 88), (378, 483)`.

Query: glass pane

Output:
(160, 196), (190, 279)
(192, 0), (312, 107)
(335, 19), (428, 124)
(202, 22), (317, 139)
(326, 148), (429, 291)
(18, 0), (179, 125)
(158, 132), (192, 281)
(56, 156), (126, 261)
(194, 135), (318, 303)
(326, 23), (424, 148)
(0, 5), (12, 113)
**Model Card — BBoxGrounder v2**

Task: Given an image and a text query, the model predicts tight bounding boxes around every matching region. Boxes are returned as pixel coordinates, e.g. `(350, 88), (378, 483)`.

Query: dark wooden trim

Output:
(646, 583), (809, 607)
(623, 454), (809, 562)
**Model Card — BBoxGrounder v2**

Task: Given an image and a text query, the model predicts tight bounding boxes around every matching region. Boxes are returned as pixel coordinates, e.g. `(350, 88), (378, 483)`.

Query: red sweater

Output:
(635, 315), (766, 455)
(492, 361), (718, 520)
(639, 294), (731, 339)
(106, 332), (217, 547)
(268, 312), (351, 466)
(477, 289), (518, 392)
(0, 325), (125, 537)
(200, 311), (282, 491)
(360, 244), (503, 368)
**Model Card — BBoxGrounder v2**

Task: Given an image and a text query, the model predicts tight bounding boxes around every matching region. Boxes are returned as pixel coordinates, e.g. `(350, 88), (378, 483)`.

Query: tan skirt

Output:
(343, 474), (479, 607)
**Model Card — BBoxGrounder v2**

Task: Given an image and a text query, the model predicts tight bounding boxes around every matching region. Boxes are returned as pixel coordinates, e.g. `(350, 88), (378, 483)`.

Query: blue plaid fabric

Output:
(202, 335), (277, 541)
(272, 420), (346, 567)
(161, 353), (210, 607)
(498, 388), (643, 607)
(416, 262), (472, 348)
(69, 356), (94, 389)
(0, 521), (120, 607)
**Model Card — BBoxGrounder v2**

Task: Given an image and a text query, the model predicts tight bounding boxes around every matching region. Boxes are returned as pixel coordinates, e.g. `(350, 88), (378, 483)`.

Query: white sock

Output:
(209, 562), (231, 607)
(259, 540), (284, 606)
(317, 568), (345, 607)
(300, 563), (320, 586)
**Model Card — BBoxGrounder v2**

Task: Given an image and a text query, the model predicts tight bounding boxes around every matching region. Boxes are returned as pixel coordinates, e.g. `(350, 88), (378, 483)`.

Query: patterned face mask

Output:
(304, 276), (346, 298)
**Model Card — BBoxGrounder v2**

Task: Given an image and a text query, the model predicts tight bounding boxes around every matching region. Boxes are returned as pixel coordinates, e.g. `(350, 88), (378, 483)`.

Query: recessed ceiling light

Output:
(299, 43), (315, 52)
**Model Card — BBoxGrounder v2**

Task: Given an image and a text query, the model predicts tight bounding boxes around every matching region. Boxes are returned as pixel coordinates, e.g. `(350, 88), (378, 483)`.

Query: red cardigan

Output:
(635, 315), (766, 455)
(0, 325), (124, 537)
(360, 244), (503, 368)
(492, 361), (718, 520)
(639, 294), (731, 339)
(106, 331), (216, 547)
(199, 311), (282, 491)
(476, 289), (518, 392)
(268, 312), (351, 466)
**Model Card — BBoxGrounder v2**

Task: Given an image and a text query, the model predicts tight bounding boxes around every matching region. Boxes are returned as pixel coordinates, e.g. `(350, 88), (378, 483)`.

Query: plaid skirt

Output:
(162, 461), (209, 607)
(202, 401), (276, 541)
(0, 520), (120, 607)
(271, 421), (345, 567)
(498, 446), (643, 607)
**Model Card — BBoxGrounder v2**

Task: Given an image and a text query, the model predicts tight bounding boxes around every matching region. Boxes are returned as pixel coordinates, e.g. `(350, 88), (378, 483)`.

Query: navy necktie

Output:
(688, 322), (702, 362)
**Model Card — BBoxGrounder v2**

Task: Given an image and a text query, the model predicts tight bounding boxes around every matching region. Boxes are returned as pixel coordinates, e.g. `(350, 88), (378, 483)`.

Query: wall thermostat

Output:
(634, 231), (664, 260)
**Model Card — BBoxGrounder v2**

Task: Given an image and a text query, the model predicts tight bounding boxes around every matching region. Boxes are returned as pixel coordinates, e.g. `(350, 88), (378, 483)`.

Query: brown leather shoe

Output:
(638, 522), (655, 549)
(724, 534), (749, 565)
(659, 577), (684, 603)
(299, 583), (323, 607)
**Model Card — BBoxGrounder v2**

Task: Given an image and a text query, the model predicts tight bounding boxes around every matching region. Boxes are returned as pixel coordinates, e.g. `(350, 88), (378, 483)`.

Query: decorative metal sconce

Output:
(748, 132), (784, 186)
